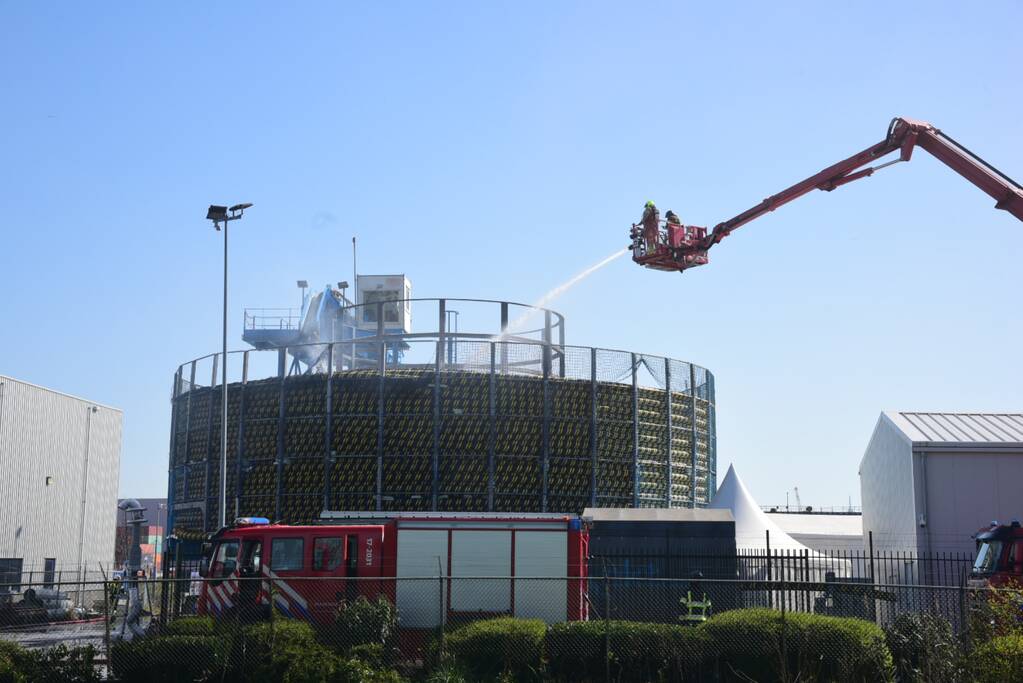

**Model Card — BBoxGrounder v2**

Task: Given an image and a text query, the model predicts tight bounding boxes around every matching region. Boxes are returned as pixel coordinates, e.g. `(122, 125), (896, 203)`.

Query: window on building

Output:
(0, 559), (24, 592)
(313, 538), (343, 572)
(362, 290), (401, 324)
(271, 538), (304, 572)
(43, 559), (56, 589)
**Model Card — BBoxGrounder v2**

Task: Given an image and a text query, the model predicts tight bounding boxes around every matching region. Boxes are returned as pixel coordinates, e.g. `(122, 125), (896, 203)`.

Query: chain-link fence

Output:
(2, 574), (1021, 681)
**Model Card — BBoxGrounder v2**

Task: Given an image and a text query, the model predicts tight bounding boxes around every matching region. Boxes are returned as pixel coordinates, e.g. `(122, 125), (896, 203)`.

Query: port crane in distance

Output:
(630, 117), (1023, 273)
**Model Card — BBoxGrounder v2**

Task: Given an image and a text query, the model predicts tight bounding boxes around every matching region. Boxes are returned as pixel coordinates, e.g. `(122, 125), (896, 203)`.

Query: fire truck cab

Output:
(199, 517), (385, 623)
(970, 521), (1023, 587)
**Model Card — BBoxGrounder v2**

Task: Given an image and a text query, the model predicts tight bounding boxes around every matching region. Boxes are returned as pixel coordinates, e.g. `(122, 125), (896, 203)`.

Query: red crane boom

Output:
(631, 117), (1023, 273)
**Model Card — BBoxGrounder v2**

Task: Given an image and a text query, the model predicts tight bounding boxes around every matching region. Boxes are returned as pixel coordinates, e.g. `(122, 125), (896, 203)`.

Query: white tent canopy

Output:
(710, 464), (811, 551)
(710, 464), (851, 577)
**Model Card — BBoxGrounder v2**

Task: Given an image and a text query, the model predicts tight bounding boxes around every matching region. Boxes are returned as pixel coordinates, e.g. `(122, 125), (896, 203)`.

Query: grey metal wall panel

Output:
(922, 451), (1023, 554)
(858, 413), (920, 553)
(0, 376), (122, 582)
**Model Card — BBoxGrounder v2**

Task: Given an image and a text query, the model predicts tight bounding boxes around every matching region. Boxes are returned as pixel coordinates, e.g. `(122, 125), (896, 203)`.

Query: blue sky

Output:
(1, 2), (1020, 507)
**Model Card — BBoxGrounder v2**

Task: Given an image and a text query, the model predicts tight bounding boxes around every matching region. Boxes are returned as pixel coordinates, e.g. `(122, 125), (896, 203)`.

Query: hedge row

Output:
(110, 617), (405, 683)
(446, 608), (895, 682)
(0, 640), (101, 683)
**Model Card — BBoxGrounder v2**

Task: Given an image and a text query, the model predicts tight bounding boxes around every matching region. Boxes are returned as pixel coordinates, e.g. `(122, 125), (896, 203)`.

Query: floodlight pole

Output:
(207, 203), (251, 529)
(221, 217), (229, 529)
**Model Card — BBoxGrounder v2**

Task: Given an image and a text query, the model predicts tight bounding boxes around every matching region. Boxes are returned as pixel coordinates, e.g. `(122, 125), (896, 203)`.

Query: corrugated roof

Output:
(885, 411), (1023, 446)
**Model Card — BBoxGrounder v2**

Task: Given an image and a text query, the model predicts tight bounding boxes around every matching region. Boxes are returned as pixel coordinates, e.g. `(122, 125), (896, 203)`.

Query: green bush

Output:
(969, 582), (1023, 644)
(325, 596), (397, 654)
(970, 634), (1023, 683)
(234, 620), (322, 682)
(546, 620), (707, 683)
(347, 642), (385, 667)
(111, 635), (226, 682)
(329, 657), (406, 683)
(0, 641), (99, 683)
(245, 618), (320, 651)
(0, 642), (23, 683)
(164, 615), (216, 637)
(885, 612), (963, 683)
(446, 617), (546, 682)
(278, 644), (343, 683)
(702, 608), (893, 683)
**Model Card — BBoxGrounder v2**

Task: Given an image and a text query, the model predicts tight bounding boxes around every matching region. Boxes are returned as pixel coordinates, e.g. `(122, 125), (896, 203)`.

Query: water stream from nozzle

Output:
(501, 246), (629, 338)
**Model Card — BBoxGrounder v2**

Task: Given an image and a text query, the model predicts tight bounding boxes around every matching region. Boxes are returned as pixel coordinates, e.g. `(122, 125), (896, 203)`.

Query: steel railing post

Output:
(665, 357), (673, 508)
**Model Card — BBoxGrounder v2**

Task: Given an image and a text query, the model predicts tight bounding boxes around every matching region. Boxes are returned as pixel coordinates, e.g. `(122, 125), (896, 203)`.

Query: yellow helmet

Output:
(645, 200), (656, 209)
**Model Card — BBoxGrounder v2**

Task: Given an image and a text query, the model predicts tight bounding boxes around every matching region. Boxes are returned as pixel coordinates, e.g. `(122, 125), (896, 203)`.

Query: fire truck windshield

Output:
(974, 540), (1003, 574)
(209, 540), (239, 584)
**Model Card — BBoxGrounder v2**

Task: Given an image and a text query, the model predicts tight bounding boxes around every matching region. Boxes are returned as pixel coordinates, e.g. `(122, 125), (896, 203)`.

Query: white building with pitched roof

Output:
(859, 411), (1023, 556)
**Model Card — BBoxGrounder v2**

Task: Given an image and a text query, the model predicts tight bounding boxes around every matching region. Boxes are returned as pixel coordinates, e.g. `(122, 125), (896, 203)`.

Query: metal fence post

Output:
(236, 351), (249, 519)
(869, 530), (876, 584)
(432, 340), (441, 510)
(103, 579), (111, 664)
(323, 343), (333, 512)
(488, 342), (496, 511)
(275, 348), (287, 520)
(377, 341), (385, 511)
(779, 567), (788, 683)
(438, 559), (446, 660)
(542, 336), (551, 512)
(604, 572), (611, 683)
(203, 355), (218, 520)
(631, 353), (639, 507)
(664, 357), (673, 508)
(590, 348), (598, 508)
(689, 363), (699, 508)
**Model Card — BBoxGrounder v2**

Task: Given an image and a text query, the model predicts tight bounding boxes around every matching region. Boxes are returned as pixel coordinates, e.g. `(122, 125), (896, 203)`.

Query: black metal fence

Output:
(591, 543), (975, 589)
(1, 572), (1014, 678)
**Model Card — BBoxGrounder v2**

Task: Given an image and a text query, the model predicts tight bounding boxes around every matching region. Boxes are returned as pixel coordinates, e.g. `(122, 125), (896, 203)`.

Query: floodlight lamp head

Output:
(338, 281), (349, 289)
(207, 205), (228, 221)
(297, 280), (308, 289)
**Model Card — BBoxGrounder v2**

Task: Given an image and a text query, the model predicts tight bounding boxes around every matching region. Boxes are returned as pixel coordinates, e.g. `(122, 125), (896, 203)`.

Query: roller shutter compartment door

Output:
(396, 529), (448, 627)
(514, 531), (567, 623)
(450, 530), (511, 613)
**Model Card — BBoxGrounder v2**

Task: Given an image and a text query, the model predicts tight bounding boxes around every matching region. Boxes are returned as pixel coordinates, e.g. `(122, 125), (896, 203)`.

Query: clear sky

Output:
(1, 2), (1020, 508)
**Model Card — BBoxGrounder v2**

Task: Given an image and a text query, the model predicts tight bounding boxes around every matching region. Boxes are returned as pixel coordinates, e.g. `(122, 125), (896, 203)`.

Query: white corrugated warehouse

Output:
(0, 375), (122, 589)
(859, 411), (1023, 556)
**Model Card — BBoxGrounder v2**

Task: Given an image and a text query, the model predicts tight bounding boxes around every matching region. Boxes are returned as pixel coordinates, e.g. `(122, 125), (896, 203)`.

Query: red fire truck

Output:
(198, 512), (588, 628)
(969, 521), (1023, 588)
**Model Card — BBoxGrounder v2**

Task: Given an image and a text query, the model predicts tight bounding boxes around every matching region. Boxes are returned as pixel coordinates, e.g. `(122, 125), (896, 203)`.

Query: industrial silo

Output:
(166, 299), (715, 539)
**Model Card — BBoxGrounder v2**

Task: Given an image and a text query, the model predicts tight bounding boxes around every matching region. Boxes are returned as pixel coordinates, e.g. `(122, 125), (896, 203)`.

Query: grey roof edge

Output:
(582, 508), (735, 523)
(882, 410), (1023, 446)
(0, 375), (123, 413)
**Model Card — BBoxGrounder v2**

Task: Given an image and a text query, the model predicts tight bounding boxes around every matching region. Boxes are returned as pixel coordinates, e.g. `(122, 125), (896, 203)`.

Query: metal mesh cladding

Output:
(168, 339), (715, 537)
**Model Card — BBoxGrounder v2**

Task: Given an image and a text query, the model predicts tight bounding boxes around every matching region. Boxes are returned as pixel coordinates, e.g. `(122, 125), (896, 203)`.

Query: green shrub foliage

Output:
(702, 608), (893, 682)
(970, 633), (1023, 683)
(0, 641), (99, 683)
(111, 636), (226, 682)
(884, 612), (963, 683)
(544, 609), (891, 683)
(446, 617), (547, 682)
(326, 595), (398, 654)
(163, 615), (216, 637)
(546, 620), (707, 683)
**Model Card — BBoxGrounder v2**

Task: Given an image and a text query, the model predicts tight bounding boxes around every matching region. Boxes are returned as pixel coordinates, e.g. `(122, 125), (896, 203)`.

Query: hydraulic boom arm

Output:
(631, 117), (1023, 273)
